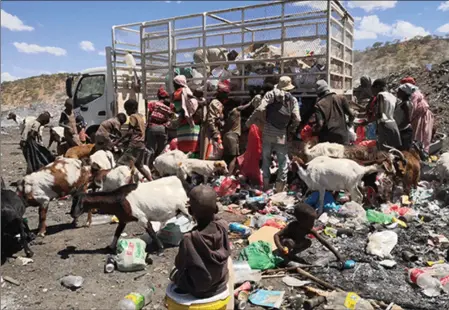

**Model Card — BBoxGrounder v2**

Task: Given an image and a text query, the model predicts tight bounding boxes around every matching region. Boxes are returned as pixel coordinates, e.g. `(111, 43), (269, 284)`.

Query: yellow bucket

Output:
(165, 295), (230, 310)
(165, 283), (231, 310)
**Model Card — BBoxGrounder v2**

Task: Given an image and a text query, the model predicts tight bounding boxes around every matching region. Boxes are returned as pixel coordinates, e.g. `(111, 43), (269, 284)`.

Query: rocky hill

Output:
(353, 37), (449, 83)
(1, 73), (70, 108)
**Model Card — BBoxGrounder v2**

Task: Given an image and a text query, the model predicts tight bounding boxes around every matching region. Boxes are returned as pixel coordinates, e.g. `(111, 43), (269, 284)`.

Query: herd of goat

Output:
(2, 140), (449, 260)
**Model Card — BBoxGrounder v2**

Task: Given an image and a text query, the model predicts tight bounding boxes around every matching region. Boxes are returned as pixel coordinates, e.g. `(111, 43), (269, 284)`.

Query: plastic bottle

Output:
(246, 194), (268, 204)
(366, 209), (394, 224)
(408, 268), (443, 297)
(229, 223), (251, 237)
(91, 215), (113, 226)
(118, 287), (155, 310)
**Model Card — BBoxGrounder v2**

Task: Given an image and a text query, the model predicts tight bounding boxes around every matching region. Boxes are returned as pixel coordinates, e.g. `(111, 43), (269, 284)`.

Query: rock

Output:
(379, 260), (397, 268)
(60, 275), (84, 290)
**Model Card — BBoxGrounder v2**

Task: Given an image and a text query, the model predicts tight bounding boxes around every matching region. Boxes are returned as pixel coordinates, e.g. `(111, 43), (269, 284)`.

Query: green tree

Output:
(372, 42), (383, 49)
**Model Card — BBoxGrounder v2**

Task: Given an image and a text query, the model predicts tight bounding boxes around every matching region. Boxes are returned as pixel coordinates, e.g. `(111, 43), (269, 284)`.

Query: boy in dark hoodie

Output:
(170, 185), (231, 300)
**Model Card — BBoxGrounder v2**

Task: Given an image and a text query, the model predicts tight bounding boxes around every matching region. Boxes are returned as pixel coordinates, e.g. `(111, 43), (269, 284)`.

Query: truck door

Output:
(73, 74), (108, 132)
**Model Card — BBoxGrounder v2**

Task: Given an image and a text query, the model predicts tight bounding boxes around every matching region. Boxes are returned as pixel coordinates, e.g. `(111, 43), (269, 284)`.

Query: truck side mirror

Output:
(66, 76), (73, 98)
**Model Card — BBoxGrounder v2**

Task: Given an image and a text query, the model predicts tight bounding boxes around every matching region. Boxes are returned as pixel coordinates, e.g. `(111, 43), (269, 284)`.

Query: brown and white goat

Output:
(383, 144), (421, 195)
(65, 144), (95, 160)
(70, 176), (191, 253)
(17, 157), (92, 236)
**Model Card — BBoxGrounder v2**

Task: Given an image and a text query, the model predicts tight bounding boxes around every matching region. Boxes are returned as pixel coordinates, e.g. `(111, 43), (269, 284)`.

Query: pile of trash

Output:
(212, 165), (449, 309)
(383, 60), (449, 132)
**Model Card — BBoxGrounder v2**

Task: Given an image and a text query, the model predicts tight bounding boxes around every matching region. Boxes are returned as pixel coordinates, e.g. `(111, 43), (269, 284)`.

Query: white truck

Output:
(66, 0), (354, 138)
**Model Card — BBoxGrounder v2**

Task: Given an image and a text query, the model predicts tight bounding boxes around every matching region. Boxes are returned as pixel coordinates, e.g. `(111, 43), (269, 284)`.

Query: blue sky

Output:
(1, 0), (449, 82)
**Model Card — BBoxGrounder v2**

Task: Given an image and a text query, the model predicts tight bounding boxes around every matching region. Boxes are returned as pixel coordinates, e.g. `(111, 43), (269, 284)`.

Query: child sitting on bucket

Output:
(169, 185), (232, 301)
(274, 203), (344, 266)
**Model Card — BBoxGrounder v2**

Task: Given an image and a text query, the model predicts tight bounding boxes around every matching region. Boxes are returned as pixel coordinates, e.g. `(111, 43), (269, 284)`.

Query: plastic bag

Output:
(157, 215), (194, 246)
(115, 239), (147, 272)
(366, 231), (398, 259)
(207, 140), (223, 160)
(338, 201), (367, 229)
(324, 291), (374, 310)
(238, 241), (283, 270)
(348, 126), (357, 143)
(213, 176), (240, 197)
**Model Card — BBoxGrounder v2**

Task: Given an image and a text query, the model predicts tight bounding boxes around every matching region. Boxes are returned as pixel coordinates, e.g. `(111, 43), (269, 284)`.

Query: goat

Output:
(177, 159), (229, 183)
(383, 143), (421, 195)
(436, 152), (449, 183)
(65, 144), (95, 160)
(90, 150), (116, 171)
(153, 150), (190, 177)
(17, 157), (92, 236)
(70, 176), (191, 253)
(92, 163), (138, 192)
(295, 156), (383, 214)
(48, 126), (65, 149)
(1, 189), (34, 258)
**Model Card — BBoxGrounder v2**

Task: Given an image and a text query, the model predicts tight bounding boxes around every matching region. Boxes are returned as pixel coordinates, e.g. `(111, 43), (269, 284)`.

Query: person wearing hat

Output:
(371, 78), (401, 150)
(247, 76), (300, 192)
(146, 86), (174, 160)
(59, 98), (81, 147)
(310, 79), (355, 145)
(172, 75), (200, 155)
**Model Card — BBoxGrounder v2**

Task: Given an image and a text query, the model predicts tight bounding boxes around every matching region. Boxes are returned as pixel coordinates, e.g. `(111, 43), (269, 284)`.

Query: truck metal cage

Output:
(111, 0), (354, 102)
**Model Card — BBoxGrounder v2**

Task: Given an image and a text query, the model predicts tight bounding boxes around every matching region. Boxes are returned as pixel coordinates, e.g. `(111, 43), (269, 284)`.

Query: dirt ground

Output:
(2, 126), (449, 310)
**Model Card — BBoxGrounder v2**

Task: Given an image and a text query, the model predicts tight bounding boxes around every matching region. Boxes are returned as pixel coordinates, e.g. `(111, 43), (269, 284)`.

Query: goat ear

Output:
(178, 162), (183, 167)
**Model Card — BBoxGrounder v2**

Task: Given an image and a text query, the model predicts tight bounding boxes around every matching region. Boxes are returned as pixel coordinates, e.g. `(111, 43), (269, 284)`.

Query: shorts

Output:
(223, 132), (240, 156)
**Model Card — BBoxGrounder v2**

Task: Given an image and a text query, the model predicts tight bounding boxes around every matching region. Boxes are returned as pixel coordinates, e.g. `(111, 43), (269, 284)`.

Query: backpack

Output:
(266, 92), (294, 129)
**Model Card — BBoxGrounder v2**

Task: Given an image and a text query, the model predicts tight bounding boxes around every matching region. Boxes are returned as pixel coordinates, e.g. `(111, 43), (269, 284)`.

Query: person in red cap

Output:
(400, 77), (416, 85)
(146, 86), (174, 160)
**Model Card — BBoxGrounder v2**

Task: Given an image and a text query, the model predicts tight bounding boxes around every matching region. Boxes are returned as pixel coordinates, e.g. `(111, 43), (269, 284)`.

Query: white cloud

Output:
(13, 42), (67, 56)
(354, 16), (362, 21)
(354, 15), (391, 40)
(80, 41), (95, 52)
(438, 1), (449, 11)
(389, 21), (430, 39)
(437, 23), (449, 33)
(1, 72), (19, 82)
(1, 9), (34, 31)
(348, 1), (397, 12)
(98, 51), (106, 56)
(354, 15), (429, 41)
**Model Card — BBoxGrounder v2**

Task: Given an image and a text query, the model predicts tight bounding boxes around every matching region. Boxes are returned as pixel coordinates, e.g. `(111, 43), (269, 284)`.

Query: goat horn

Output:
(388, 148), (406, 162)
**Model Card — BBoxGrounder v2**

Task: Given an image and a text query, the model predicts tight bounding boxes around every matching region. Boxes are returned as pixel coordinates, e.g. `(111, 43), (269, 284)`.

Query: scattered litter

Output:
(3, 276), (19, 286)
(379, 260), (397, 268)
(248, 226), (280, 251)
(366, 231), (398, 258)
(15, 256), (33, 266)
(282, 276), (311, 287)
(233, 261), (262, 284)
(238, 241), (283, 270)
(158, 215), (194, 246)
(324, 291), (374, 310)
(249, 289), (285, 309)
(60, 275), (84, 290)
(115, 239), (147, 272)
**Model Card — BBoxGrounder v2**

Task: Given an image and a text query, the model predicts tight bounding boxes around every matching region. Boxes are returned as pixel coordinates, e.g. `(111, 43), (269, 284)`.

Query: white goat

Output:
(436, 152), (449, 182)
(177, 159), (229, 183)
(153, 150), (189, 177)
(70, 176), (191, 252)
(304, 142), (345, 161)
(90, 150), (116, 170)
(295, 156), (382, 214)
(92, 165), (137, 192)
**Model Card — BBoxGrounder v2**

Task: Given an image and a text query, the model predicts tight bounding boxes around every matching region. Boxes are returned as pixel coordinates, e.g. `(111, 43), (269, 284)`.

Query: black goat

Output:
(1, 189), (34, 258)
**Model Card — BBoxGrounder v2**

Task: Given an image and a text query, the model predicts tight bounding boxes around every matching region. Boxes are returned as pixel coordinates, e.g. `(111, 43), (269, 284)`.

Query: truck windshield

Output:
(74, 74), (105, 108)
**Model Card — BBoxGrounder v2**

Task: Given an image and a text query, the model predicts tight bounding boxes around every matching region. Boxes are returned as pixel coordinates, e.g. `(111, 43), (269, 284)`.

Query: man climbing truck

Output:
(66, 0), (354, 138)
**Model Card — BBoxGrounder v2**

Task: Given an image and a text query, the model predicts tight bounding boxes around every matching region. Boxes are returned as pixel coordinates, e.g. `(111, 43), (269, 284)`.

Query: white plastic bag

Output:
(157, 215), (195, 246)
(366, 231), (398, 259)
(115, 238), (147, 272)
(348, 126), (357, 143)
(338, 201), (367, 229)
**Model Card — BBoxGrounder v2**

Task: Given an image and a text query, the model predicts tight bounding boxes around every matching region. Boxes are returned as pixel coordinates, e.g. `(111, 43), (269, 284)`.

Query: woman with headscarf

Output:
(146, 86), (174, 160)
(172, 75), (200, 155)
(21, 111), (55, 173)
(397, 82), (434, 153)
